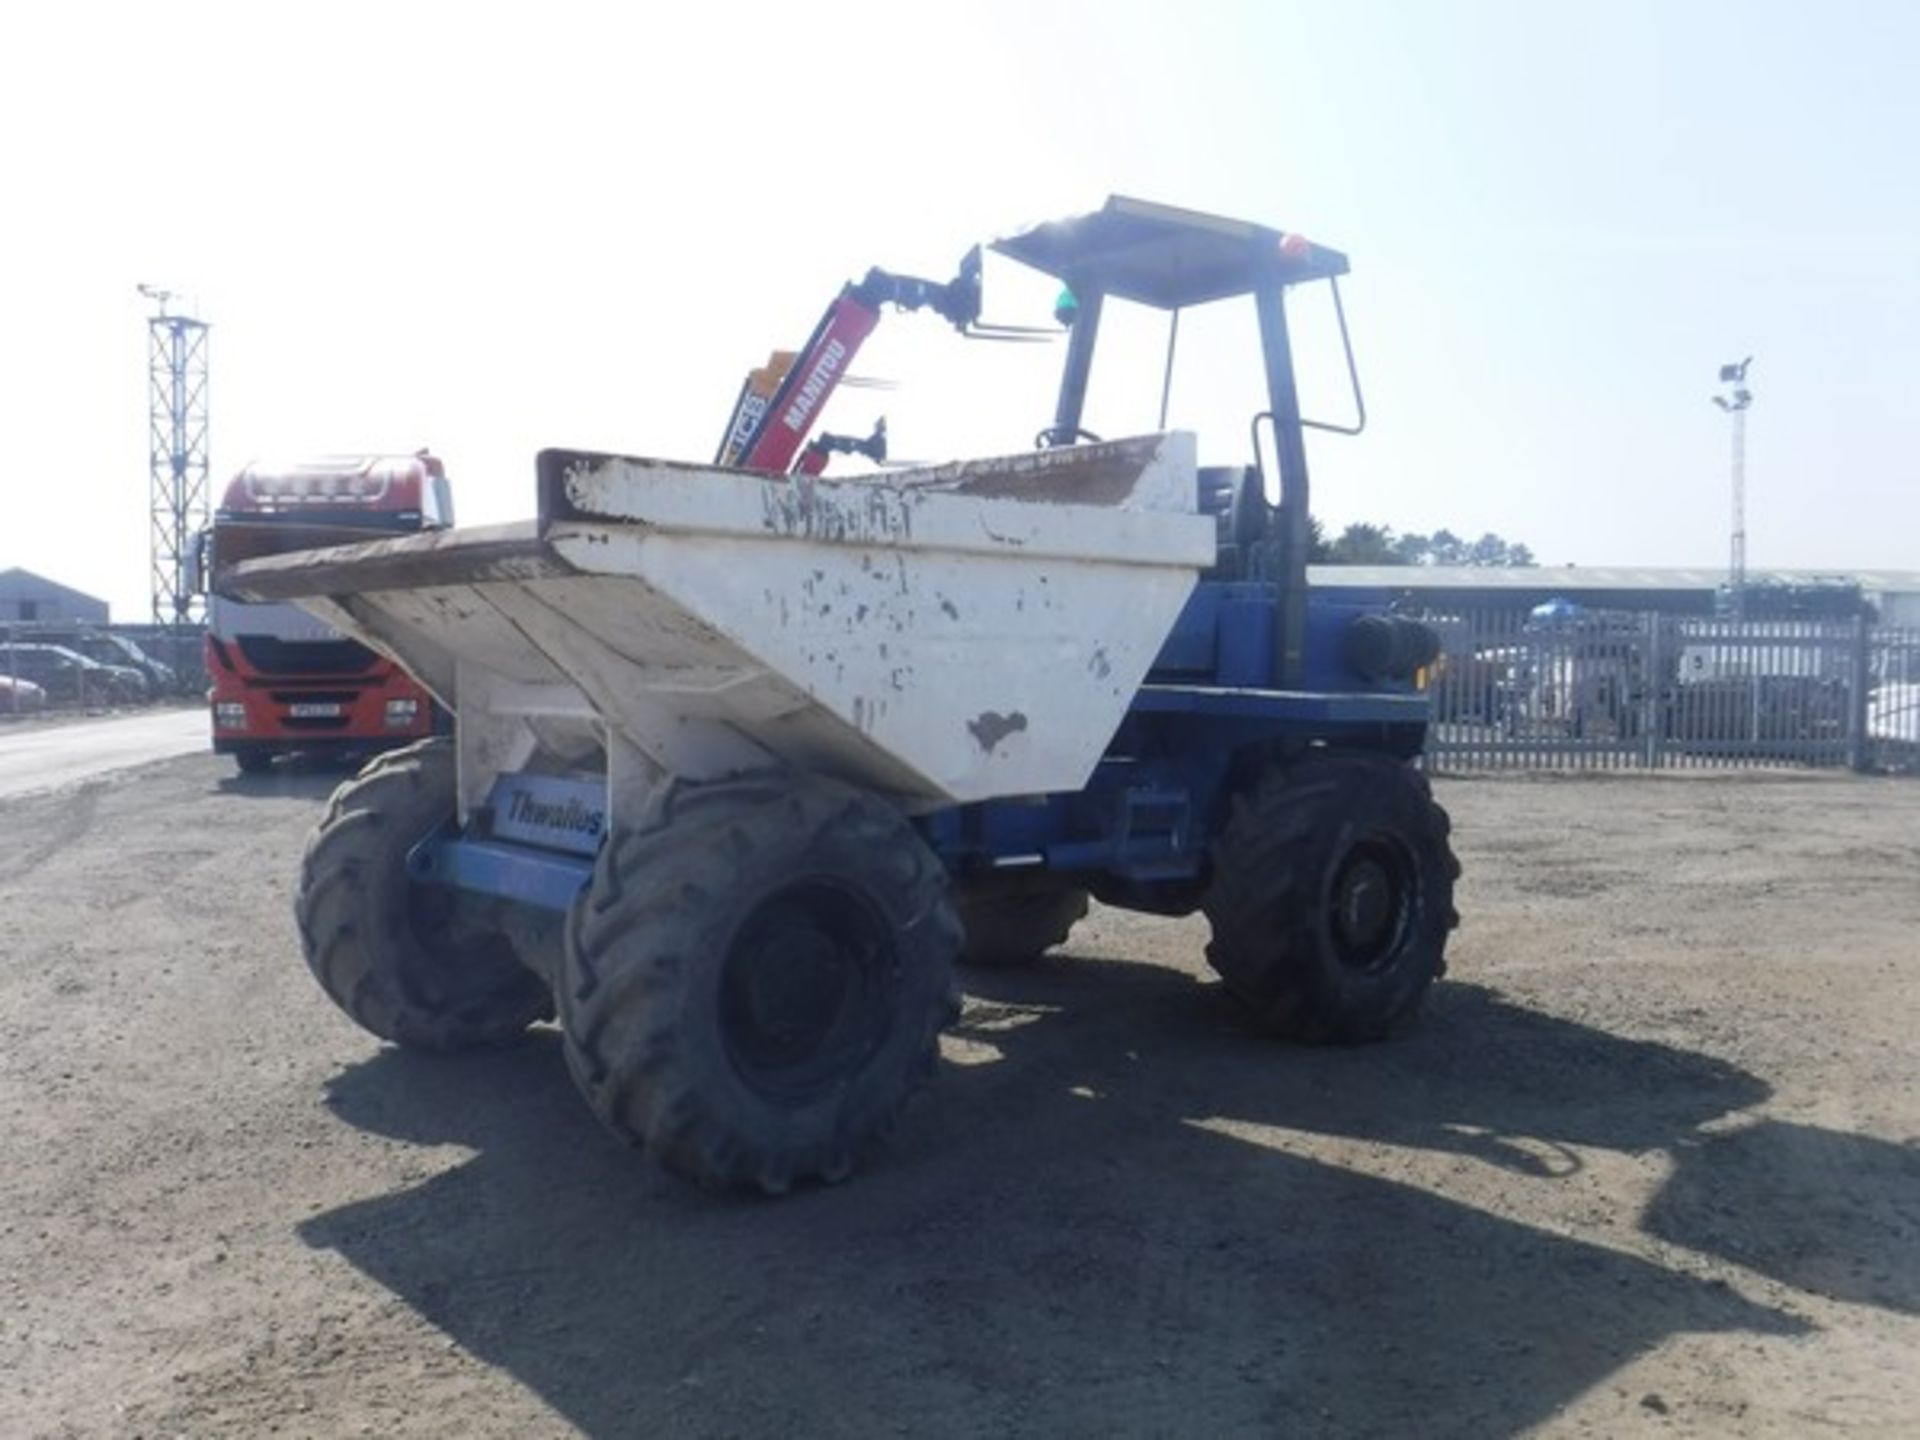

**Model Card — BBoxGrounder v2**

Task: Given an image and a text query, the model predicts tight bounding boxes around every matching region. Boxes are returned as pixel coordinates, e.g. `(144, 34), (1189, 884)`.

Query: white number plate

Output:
(288, 702), (342, 718)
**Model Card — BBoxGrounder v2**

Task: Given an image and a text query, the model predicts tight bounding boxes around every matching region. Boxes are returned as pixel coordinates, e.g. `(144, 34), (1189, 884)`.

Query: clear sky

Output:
(2, 0), (1915, 619)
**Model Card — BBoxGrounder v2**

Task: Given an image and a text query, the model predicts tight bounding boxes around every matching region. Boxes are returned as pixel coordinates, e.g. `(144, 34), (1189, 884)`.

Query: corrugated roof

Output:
(0, 568), (110, 605)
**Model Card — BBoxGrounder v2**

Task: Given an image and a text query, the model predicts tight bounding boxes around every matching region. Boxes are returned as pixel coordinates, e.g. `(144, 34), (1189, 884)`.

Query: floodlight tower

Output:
(140, 283), (211, 626)
(1711, 356), (1753, 618)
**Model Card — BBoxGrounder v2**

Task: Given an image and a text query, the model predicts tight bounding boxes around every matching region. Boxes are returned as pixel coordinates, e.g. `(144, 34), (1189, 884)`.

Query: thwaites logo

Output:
(780, 339), (847, 433)
(504, 786), (605, 842)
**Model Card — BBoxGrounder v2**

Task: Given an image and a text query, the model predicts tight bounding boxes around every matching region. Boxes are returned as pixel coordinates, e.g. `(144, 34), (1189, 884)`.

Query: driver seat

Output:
(1196, 466), (1266, 579)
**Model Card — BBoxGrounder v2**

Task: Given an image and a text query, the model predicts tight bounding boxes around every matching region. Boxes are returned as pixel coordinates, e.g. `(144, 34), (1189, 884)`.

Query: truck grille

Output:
(267, 690), (358, 706)
(235, 636), (378, 677)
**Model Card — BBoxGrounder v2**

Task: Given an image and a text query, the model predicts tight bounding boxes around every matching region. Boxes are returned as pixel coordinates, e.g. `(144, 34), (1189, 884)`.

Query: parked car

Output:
(0, 674), (48, 712)
(1, 643), (146, 706)
(17, 627), (174, 696)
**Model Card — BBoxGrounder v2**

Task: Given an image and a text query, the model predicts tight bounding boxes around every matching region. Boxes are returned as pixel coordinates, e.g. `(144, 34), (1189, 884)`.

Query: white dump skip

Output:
(222, 433), (1215, 810)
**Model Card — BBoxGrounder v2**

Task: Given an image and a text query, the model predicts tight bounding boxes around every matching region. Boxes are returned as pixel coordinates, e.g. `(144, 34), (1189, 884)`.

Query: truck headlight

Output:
(214, 702), (246, 729)
(385, 698), (420, 727)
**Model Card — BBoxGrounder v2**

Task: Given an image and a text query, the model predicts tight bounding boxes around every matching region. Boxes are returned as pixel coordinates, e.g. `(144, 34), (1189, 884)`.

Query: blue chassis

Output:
(409, 582), (1430, 915)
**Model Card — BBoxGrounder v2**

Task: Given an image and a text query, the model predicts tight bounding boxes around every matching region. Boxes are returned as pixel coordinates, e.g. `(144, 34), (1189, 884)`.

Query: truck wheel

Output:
(560, 777), (961, 1193)
(234, 749), (274, 776)
(296, 738), (552, 1050)
(1202, 752), (1459, 1042)
(953, 885), (1088, 967)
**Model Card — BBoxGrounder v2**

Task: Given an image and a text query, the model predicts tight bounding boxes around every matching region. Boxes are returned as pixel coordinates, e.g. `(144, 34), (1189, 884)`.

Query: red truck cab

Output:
(205, 453), (452, 774)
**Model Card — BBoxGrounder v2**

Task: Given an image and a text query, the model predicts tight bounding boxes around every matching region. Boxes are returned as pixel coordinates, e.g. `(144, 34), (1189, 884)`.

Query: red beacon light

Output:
(1278, 232), (1312, 260)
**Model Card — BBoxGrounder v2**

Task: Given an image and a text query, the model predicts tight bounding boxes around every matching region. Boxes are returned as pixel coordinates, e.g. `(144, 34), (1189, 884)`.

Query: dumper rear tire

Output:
(953, 884), (1089, 967)
(296, 738), (553, 1051)
(560, 777), (961, 1194)
(1202, 752), (1459, 1042)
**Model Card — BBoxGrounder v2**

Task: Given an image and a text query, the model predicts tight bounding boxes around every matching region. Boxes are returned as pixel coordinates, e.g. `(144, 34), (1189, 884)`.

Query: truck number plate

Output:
(288, 702), (342, 718)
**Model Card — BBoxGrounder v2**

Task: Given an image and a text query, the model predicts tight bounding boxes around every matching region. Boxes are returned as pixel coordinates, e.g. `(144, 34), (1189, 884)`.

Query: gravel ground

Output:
(2, 756), (1916, 1437)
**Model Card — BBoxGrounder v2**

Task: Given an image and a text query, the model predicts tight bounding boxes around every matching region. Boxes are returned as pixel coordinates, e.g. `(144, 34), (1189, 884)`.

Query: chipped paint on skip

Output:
(760, 472), (923, 545)
(562, 458), (603, 511)
(851, 694), (893, 735)
(967, 710), (1028, 753)
(977, 516), (1029, 548)
(1088, 647), (1112, 679)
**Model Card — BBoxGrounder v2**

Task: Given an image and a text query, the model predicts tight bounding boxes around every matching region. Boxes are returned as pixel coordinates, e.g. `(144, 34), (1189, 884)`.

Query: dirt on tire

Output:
(2, 753), (1918, 1436)
(561, 777), (960, 1193)
(297, 739), (551, 1051)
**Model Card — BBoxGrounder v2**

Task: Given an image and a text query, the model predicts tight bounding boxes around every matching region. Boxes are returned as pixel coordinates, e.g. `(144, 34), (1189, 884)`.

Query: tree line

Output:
(1308, 520), (1536, 568)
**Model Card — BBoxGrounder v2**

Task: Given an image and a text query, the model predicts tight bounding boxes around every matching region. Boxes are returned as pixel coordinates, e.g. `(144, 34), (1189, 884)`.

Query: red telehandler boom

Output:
(715, 246), (1050, 476)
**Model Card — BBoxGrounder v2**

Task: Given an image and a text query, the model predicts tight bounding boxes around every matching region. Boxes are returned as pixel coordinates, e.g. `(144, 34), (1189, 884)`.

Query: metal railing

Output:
(1420, 607), (1920, 775)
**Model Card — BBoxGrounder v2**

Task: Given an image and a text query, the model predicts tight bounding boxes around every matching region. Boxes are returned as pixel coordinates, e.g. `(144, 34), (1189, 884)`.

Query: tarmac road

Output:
(0, 706), (207, 799)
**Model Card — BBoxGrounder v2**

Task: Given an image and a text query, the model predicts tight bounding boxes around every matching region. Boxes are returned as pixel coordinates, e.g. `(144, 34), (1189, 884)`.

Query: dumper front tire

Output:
(1202, 752), (1459, 1042)
(953, 884), (1089, 967)
(296, 738), (552, 1051)
(561, 778), (961, 1193)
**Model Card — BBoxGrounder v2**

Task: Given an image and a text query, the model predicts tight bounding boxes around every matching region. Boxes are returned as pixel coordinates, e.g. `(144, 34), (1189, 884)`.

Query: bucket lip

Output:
(533, 434), (1214, 573)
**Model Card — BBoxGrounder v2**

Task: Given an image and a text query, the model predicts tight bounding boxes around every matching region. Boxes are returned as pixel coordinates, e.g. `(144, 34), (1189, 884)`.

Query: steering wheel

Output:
(1034, 425), (1103, 449)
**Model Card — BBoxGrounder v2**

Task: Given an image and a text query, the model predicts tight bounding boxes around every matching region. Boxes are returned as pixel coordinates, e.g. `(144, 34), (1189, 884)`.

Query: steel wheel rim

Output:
(720, 881), (896, 1105)
(1328, 834), (1418, 974)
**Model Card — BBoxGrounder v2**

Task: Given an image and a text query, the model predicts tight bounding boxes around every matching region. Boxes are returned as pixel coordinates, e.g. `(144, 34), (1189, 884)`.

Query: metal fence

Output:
(2, 623), (208, 716)
(1422, 607), (1920, 775)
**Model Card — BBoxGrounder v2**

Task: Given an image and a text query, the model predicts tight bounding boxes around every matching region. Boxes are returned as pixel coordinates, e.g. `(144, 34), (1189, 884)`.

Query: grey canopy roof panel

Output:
(991, 195), (1349, 309)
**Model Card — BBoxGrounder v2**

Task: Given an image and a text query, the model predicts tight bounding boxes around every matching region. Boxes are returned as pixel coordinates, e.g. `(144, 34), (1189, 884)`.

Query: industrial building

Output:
(1311, 565), (1920, 624)
(0, 568), (109, 625)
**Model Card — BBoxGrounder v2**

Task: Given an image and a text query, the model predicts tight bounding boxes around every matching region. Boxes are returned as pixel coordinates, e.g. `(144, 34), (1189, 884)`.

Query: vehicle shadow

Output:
(1643, 1117), (1920, 1315)
(959, 962), (1770, 1176)
(973, 963), (1920, 1308)
(214, 756), (358, 800)
(302, 959), (1837, 1438)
